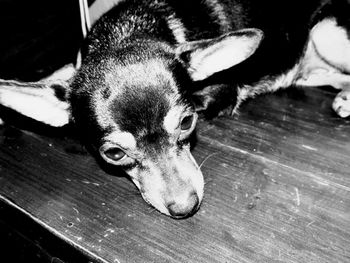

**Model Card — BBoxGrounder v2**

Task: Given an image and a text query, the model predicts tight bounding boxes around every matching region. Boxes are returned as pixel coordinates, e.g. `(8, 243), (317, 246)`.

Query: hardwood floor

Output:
(0, 85), (349, 262)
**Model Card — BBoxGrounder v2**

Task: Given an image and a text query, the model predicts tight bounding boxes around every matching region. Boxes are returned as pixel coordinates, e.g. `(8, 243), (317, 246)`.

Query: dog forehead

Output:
(101, 59), (186, 139)
(105, 58), (177, 91)
(112, 85), (170, 134)
(92, 58), (172, 117)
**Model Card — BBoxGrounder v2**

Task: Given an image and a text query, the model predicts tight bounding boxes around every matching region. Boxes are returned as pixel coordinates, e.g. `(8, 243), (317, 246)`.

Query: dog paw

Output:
(332, 90), (350, 118)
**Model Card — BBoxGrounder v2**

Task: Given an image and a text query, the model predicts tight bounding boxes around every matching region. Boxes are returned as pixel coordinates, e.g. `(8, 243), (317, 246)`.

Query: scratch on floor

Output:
(295, 187), (300, 206)
(82, 180), (91, 184)
(72, 235), (82, 241)
(106, 228), (115, 233)
(301, 144), (318, 151)
(81, 179), (100, 186)
(307, 220), (315, 227)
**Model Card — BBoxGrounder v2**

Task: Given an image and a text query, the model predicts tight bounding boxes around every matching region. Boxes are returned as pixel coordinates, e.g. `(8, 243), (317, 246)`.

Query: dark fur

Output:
(70, 0), (349, 133)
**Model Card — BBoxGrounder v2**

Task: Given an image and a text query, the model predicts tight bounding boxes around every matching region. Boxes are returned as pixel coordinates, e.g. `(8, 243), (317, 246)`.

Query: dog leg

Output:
(296, 18), (350, 118)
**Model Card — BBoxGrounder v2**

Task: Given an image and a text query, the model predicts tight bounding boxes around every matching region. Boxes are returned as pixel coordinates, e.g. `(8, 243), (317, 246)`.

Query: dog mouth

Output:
(140, 185), (202, 219)
(130, 148), (204, 219)
(139, 189), (201, 219)
(165, 191), (201, 219)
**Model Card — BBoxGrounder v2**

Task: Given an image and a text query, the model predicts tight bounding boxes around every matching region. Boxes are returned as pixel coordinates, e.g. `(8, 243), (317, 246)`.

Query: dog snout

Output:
(166, 191), (200, 218)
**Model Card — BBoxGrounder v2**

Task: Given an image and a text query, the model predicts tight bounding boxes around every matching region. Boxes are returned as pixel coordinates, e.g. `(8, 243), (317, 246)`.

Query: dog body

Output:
(1, 0), (350, 218)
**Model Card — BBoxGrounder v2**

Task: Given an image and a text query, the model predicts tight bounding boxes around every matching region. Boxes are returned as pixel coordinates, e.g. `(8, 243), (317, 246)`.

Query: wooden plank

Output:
(193, 141), (350, 263)
(1, 85), (350, 263)
(0, 199), (96, 263)
(197, 87), (350, 188)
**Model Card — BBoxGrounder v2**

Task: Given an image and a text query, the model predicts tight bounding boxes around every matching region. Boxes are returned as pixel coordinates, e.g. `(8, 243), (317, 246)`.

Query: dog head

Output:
(0, 29), (263, 218)
(70, 29), (263, 218)
(69, 41), (203, 218)
(69, 40), (203, 218)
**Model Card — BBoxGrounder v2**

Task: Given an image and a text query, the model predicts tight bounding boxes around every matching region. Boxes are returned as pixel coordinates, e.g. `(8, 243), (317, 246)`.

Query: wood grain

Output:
(1, 86), (350, 262)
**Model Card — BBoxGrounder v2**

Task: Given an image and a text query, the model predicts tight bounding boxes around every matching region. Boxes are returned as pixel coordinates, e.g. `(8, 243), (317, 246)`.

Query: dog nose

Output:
(166, 191), (199, 218)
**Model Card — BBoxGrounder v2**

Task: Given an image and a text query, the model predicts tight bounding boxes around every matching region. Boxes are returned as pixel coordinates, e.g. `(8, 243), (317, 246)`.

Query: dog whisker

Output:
(122, 192), (140, 197)
(145, 204), (159, 215)
(198, 152), (218, 169)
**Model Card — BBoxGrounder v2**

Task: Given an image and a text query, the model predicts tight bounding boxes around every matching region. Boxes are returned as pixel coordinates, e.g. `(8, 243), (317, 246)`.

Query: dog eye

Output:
(178, 113), (197, 142)
(104, 148), (126, 161)
(180, 115), (194, 131)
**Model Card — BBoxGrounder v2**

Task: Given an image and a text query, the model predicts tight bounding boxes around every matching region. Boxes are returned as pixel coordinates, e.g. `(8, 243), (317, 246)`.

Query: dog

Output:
(1, 0), (350, 219)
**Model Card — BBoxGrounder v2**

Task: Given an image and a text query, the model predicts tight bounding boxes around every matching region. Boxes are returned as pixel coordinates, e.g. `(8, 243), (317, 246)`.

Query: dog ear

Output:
(176, 29), (264, 81)
(0, 65), (76, 127)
